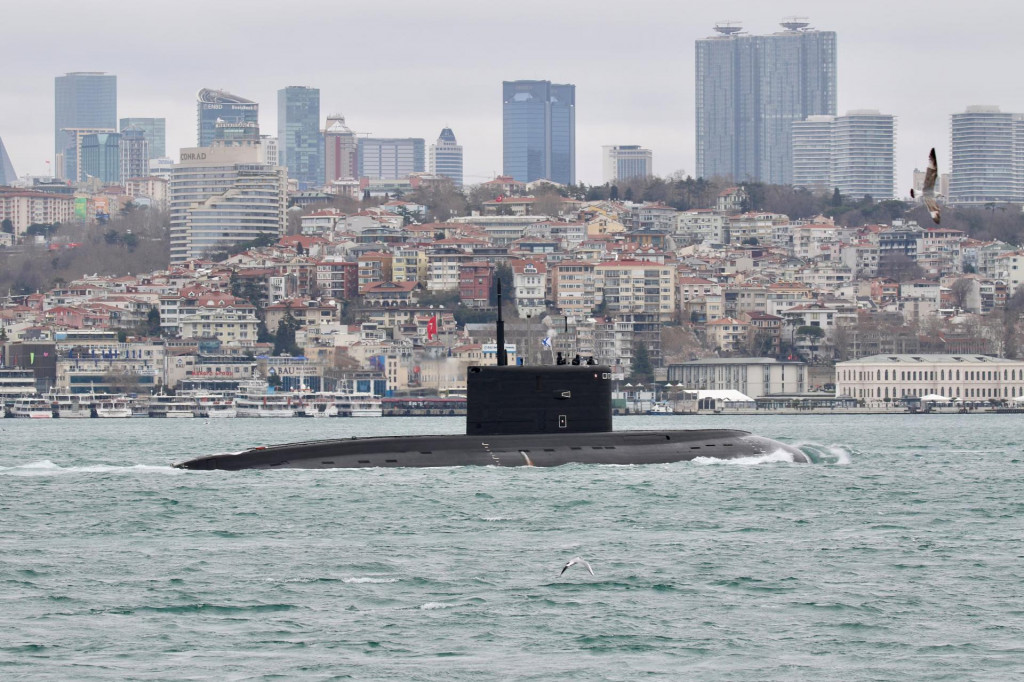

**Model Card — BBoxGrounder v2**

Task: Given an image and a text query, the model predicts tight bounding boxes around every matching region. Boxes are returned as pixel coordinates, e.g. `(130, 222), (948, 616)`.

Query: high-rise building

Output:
(429, 127), (464, 187)
(602, 145), (653, 183)
(80, 132), (122, 184)
(792, 110), (896, 200)
(277, 86), (323, 189)
(196, 88), (258, 148)
(55, 72), (117, 179)
(0, 136), (17, 186)
(357, 138), (425, 180)
(61, 127), (116, 182)
(695, 20), (836, 184)
(949, 105), (1024, 205)
(119, 117), (166, 159)
(502, 80), (576, 185)
(169, 143), (287, 264)
(119, 127), (150, 181)
(324, 114), (357, 184)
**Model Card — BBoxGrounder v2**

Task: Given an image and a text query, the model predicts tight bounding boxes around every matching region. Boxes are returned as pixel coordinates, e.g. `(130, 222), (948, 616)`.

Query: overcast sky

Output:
(3, 0), (1023, 194)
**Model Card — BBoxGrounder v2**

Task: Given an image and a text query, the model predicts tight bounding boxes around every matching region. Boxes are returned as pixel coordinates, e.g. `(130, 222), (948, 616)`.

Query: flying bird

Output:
(910, 147), (941, 224)
(560, 556), (594, 576)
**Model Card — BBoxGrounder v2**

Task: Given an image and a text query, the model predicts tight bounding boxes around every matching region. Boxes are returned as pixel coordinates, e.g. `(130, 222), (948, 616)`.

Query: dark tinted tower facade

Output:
(502, 80), (575, 185)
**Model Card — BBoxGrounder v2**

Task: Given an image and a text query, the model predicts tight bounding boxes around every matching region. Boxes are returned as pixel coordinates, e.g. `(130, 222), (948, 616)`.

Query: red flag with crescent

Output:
(427, 315), (437, 340)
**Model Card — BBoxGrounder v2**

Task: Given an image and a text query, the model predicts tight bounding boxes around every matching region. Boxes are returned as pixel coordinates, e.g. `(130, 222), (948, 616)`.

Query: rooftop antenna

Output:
(496, 280), (507, 366)
(713, 21), (743, 35)
(780, 17), (811, 31)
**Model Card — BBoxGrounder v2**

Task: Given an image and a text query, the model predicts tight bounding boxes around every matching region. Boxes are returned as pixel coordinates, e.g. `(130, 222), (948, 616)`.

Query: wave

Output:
(0, 459), (180, 476)
(692, 449), (799, 466)
(794, 442), (853, 465)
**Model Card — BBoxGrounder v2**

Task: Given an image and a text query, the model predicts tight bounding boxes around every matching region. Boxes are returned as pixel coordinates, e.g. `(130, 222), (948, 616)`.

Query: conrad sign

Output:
(180, 151), (208, 161)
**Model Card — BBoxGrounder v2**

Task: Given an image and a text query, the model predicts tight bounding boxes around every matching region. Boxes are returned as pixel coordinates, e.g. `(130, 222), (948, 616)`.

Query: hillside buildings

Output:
(602, 145), (653, 183)
(502, 80), (576, 185)
(428, 127), (464, 187)
(277, 86), (323, 189)
(55, 72), (117, 180)
(792, 110), (896, 200)
(196, 89), (258, 148)
(695, 20), (836, 184)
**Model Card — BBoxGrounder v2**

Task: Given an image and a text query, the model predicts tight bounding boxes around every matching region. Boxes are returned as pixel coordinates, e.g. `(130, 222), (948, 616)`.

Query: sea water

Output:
(1, 415), (1022, 680)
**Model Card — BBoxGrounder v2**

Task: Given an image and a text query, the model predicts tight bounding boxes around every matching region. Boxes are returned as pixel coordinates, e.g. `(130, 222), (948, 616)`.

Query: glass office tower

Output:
(55, 72), (117, 176)
(119, 117), (166, 159)
(196, 89), (258, 148)
(502, 80), (575, 185)
(277, 86), (323, 189)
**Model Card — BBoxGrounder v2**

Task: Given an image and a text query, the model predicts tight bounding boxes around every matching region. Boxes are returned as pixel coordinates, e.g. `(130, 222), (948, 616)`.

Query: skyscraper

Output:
(949, 106), (1024, 205)
(0, 136), (17, 186)
(80, 132), (121, 184)
(429, 127), (464, 187)
(196, 89), (258, 148)
(277, 86), (323, 189)
(119, 127), (150, 181)
(119, 117), (166, 159)
(324, 114), (357, 184)
(357, 138), (425, 180)
(502, 80), (576, 185)
(55, 72), (117, 178)
(695, 20), (836, 184)
(792, 111), (895, 200)
(602, 145), (653, 183)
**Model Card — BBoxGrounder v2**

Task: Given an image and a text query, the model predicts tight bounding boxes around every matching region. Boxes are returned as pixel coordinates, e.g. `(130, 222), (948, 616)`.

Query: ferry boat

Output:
(50, 392), (95, 419)
(147, 394), (195, 418)
(307, 393), (339, 418)
(191, 394), (238, 419)
(235, 393), (301, 418)
(95, 396), (133, 418)
(334, 395), (384, 418)
(0, 369), (37, 404)
(11, 397), (54, 419)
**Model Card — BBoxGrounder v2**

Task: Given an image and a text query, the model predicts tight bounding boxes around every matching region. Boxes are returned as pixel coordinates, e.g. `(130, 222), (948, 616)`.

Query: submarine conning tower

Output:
(468, 278), (613, 436)
(466, 364), (614, 436)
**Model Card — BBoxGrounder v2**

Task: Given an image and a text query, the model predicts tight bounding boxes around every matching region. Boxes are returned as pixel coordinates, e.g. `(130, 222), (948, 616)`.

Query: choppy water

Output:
(2, 415), (1023, 680)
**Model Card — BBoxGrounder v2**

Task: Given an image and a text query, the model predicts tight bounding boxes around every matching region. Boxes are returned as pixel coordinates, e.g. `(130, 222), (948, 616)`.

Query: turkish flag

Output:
(427, 315), (437, 340)
(495, 195), (504, 203)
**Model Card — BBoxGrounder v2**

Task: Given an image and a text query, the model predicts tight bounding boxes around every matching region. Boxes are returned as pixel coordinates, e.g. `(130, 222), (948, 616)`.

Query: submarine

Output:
(175, 286), (807, 470)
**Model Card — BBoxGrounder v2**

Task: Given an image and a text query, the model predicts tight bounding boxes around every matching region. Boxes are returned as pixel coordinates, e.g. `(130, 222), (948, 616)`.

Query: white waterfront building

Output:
(836, 354), (1024, 405)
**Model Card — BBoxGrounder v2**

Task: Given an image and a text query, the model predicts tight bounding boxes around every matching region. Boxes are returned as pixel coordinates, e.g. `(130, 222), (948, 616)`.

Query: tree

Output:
(630, 342), (654, 385)
(609, 184), (619, 200)
(144, 307), (162, 337)
(491, 263), (514, 306)
(272, 310), (302, 356)
(949, 278), (973, 312)
(1, 218), (13, 234)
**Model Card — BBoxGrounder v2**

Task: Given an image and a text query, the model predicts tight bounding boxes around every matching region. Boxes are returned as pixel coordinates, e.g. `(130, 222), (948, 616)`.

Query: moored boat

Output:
(11, 397), (54, 419)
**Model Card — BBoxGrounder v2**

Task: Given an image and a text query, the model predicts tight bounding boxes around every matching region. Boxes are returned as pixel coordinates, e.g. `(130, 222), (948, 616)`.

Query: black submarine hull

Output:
(173, 429), (807, 470)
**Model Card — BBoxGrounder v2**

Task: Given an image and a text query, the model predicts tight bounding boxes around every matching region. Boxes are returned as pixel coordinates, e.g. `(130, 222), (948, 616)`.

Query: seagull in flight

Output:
(911, 147), (941, 224)
(560, 556), (594, 576)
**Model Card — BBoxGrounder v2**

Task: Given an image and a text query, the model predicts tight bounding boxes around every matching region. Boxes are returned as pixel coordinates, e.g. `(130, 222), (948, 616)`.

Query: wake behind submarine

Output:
(175, 288), (806, 470)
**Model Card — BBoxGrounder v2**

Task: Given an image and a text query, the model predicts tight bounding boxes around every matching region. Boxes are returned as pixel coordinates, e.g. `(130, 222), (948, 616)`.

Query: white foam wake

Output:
(0, 460), (180, 476)
(792, 442), (853, 465)
(692, 449), (799, 466)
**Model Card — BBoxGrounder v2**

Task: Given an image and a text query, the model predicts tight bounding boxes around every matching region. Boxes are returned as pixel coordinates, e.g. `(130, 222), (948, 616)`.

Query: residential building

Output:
(55, 72), (117, 179)
(949, 105), (1024, 205)
(502, 80), (576, 185)
(324, 114), (357, 184)
(358, 138), (425, 180)
(704, 317), (751, 353)
(196, 88), (258, 148)
(695, 20), (836, 184)
(0, 189), (75, 236)
(595, 260), (676, 321)
(458, 262), (493, 308)
(168, 144), (287, 264)
(602, 145), (653, 182)
(428, 127), (464, 187)
(277, 86), (323, 189)
(119, 117), (165, 159)
(551, 261), (598, 319)
(792, 110), (896, 200)
(836, 354), (1024, 405)
(511, 259), (547, 318)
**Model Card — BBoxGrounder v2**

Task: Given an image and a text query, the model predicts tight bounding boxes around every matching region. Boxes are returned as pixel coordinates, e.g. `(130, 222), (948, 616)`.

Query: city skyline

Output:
(4, 1), (1024, 190)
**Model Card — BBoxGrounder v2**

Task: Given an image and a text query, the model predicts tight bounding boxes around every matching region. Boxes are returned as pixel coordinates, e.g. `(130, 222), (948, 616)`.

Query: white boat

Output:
(191, 394), (238, 419)
(334, 395), (383, 418)
(11, 397), (54, 419)
(148, 394), (195, 418)
(307, 393), (339, 418)
(95, 396), (133, 418)
(50, 392), (95, 419)
(235, 393), (300, 418)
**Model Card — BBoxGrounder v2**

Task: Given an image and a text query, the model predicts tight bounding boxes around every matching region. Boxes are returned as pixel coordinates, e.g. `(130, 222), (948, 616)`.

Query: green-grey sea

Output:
(1, 414), (1022, 680)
